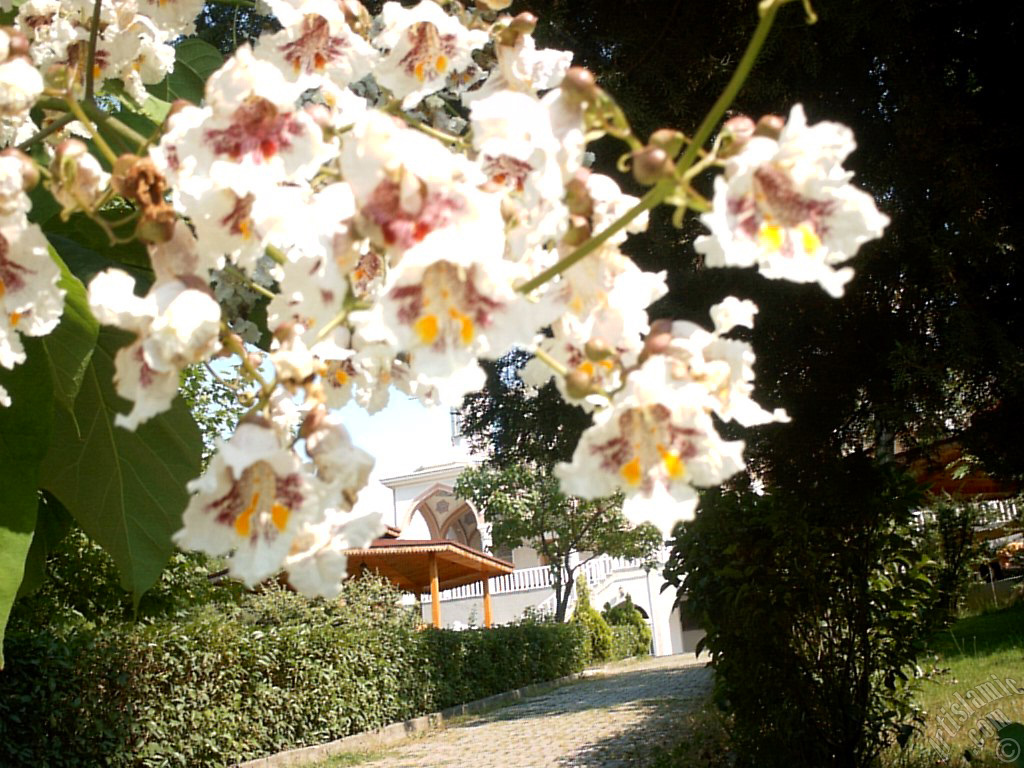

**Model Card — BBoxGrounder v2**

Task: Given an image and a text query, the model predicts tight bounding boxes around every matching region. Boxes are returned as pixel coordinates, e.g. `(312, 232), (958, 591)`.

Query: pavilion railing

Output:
(422, 547), (672, 604)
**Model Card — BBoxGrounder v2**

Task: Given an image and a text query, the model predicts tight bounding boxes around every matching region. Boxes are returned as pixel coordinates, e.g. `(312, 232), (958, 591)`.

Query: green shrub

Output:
(668, 463), (939, 768)
(0, 575), (585, 768)
(603, 595), (651, 658)
(570, 575), (613, 663)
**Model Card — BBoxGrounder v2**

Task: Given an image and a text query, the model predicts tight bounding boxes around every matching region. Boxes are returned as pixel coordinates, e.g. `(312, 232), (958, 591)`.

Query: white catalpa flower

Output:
(658, 299), (789, 428)
(556, 355), (745, 536)
(257, 0), (379, 92)
(175, 422), (322, 586)
(465, 32), (571, 104)
(154, 46), (331, 200)
(695, 104), (890, 297)
(0, 220), (64, 379)
(136, 0), (205, 37)
(373, 0), (488, 109)
(88, 269), (221, 428)
(0, 31), (44, 117)
(285, 508), (384, 598)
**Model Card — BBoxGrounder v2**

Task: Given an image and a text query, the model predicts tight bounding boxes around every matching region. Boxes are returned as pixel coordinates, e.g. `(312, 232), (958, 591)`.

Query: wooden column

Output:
(482, 576), (493, 628)
(429, 553), (441, 629)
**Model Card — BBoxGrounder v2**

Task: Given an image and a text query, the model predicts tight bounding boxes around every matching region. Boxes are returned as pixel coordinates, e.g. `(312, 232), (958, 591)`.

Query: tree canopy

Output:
(461, 0), (1024, 491)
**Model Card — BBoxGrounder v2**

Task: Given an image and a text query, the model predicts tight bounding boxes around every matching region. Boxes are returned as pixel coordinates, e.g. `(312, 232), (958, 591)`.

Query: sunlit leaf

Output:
(40, 329), (202, 607)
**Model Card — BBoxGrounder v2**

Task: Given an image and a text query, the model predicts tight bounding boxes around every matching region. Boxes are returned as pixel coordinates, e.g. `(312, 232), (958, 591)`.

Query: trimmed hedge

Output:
(0, 577), (585, 768)
(609, 624), (650, 660)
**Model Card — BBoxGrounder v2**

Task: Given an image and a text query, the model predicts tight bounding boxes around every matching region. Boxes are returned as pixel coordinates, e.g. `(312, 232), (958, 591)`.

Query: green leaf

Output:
(46, 231), (153, 293)
(17, 491), (74, 599)
(40, 328), (203, 606)
(0, 339), (55, 668)
(41, 247), (99, 416)
(146, 38), (224, 105)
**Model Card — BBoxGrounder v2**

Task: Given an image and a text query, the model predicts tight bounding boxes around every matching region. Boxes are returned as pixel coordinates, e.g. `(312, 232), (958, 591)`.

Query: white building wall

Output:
(382, 457), (704, 656)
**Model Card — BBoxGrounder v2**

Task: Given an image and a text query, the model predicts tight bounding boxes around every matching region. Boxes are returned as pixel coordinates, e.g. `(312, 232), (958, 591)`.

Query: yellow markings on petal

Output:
(414, 61), (426, 82)
(759, 224), (784, 251)
(9, 311), (21, 328)
(92, 64), (102, 79)
(235, 492), (259, 537)
(334, 369), (349, 386)
(658, 444), (685, 479)
(799, 224), (822, 254)
(578, 361), (595, 376)
(271, 503), (290, 532)
(447, 307), (474, 345)
(435, 55), (448, 73)
(570, 296), (584, 313)
(414, 313), (439, 344)
(620, 457), (642, 487)
(0, 281), (5, 298)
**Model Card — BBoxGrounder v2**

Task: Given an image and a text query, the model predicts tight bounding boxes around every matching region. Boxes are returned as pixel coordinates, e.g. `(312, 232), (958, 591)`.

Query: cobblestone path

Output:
(360, 654), (712, 768)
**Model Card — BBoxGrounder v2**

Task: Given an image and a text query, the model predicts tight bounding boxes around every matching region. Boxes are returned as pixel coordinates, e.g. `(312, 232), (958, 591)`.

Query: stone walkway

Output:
(357, 654), (712, 768)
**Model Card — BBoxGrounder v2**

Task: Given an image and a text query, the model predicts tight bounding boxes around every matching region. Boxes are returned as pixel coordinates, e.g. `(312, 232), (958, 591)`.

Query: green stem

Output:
(517, 2), (784, 295)
(83, 102), (149, 152)
(84, 0), (103, 100)
(15, 114), (75, 152)
(225, 265), (277, 300)
(516, 180), (671, 295)
(533, 347), (569, 378)
(65, 98), (119, 165)
(674, 1), (782, 177)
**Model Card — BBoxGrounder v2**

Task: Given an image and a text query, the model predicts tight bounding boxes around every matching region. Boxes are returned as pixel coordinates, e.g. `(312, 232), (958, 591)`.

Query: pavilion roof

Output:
(344, 538), (514, 594)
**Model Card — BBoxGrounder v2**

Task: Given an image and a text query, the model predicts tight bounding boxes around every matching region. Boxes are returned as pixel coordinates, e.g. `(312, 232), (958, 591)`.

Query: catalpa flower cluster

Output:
(0, 0), (889, 596)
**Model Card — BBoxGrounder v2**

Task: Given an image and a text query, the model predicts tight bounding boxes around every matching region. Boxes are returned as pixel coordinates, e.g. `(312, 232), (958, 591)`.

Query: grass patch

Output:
(314, 747), (395, 766)
(886, 602), (1024, 767)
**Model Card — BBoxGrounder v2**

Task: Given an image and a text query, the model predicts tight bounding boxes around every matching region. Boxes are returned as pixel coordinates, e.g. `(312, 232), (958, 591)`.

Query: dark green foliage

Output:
(422, 619), (586, 708)
(0, 575), (585, 768)
(668, 462), (939, 768)
(922, 501), (986, 622)
(571, 575), (613, 664)
(603, 595), (652, 658)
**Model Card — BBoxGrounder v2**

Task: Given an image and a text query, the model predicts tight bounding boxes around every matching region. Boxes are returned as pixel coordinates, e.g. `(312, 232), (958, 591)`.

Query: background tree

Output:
(455, 463), (662, 622)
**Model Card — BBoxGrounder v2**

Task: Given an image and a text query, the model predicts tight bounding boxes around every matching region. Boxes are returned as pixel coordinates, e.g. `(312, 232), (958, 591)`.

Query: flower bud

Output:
(565, 170), (593, 216)
(754, 114), (785, 140)
(719, 115), (756, 157)
(339, 0), (372, 35)
(584, 338), (613, 362)
(648, 128), (685, 158)
(52, 139), (110, 213)
(565, 369), (594, 400)
(136, 206), (177, 245)
(0, 148), (39, 191)
(477, 0), (513, 10)
(1, 28), (30, 61)
(300, 407), (329, 439)
(562, 67), (598, 105)
(497, 13), (537, 45)
(641, 320), (674, 360)
(631, 146), (675, 186)
(563, 215), (591, 246)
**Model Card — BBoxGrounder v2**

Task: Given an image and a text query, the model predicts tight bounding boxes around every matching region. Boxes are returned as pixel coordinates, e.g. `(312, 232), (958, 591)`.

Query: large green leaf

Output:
(41, 247), (99, 416)
(0, 340), (55, 668)
(17, 491), (74, 599)
(146, 38), (224, 105)
(40, 328), (203, 606)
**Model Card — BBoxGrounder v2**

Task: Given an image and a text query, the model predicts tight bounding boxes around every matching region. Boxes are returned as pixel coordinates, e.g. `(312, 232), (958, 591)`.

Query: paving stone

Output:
(361, 654), (712, 768)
